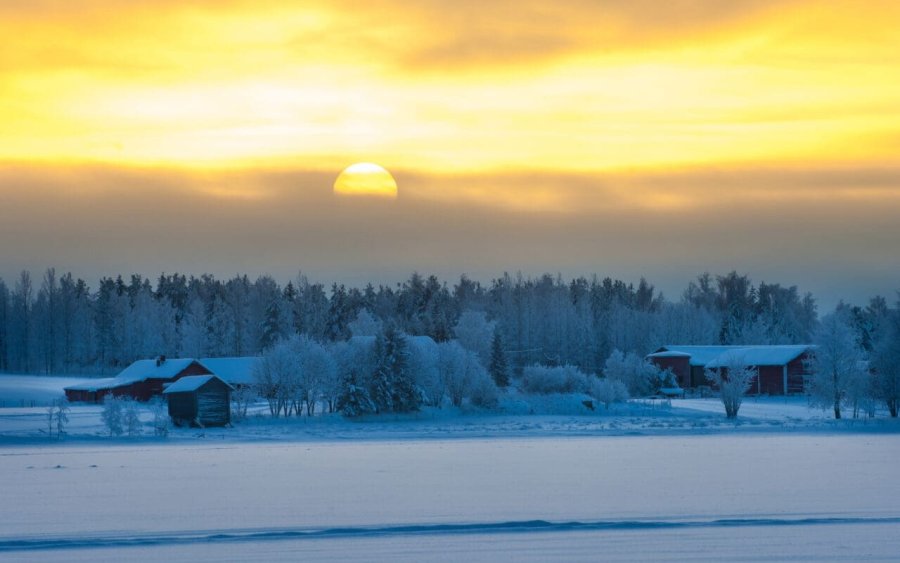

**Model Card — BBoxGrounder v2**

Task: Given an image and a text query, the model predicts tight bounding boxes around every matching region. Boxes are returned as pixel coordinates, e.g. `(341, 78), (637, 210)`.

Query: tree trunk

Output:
(833, 372), (841, 419)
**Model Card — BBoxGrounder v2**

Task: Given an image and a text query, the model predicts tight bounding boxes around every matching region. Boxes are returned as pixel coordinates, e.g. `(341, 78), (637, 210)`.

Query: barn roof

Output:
(114, 358), (201, 384)
(64, 358), (204, 392)
(163, 375), (233, 394)
(199, 357), (260, 386)
(646, 351), (691, 359)
(657, 345), (813, 368)
(63, 377), (118, 391)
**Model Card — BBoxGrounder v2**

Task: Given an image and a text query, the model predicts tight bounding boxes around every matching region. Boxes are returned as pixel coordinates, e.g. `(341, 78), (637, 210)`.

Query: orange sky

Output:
(0, 0), (898, 303)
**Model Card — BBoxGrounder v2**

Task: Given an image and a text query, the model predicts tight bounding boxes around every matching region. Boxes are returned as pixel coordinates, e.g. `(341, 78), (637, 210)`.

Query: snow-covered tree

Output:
(124, 400), (142, 437)
(603, 349), (669, 397)
(453, 310), (495, 365)
(102, 395), (124, 436)
(704, 353), (756, 419)
(289, 335), (336, 416)
(489, 328), (510, 388)
(871, 309), (900, 417)
(407, 337), (441, 406)
(252, 341), (300, 417)
(590, 378), (629, 409)
(807, 310), (868, 419)
(150, 397), (169, 436)
(435, 341), (497, 407)
(336, 372), (376, 417)
(348, 308), (381, 338)
(521, 364), (590, 395)
(370, 325), (419, 413)
(54, 398), (69, 438)
(230, 385), (255, 421)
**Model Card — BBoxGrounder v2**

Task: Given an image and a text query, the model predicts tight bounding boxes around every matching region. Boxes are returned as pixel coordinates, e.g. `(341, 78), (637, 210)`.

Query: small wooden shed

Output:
(163, 375), (233, 427)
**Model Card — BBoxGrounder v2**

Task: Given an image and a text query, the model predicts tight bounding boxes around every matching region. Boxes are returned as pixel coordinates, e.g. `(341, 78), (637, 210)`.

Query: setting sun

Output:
(333, 163), (398, 199)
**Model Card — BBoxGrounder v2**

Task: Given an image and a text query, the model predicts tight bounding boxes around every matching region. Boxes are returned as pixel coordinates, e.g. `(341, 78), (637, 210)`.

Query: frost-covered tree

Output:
(489, 328), (510, 388)
(150, 397), (169, 436)
(603, 350), (669, 397)
(336, 371), (376, 417)
(590, 378), (629, 409)
(807, 310), (868, 419)
(259, 299), (286, 351)
(407, 336), (441, 406)
(435, 341), (497, 407)
(704, 353), (756, 419)
(348, 308), (382, 338)
(54, 398), (69, 438)
(253, 340), (300, 417)
(289, 335), (336, 416)
(124, 400), (142, 437)
(521, 364), (590, 395)
(453, 310), (495, 365)
(101, 395), (124, 436)
(871, 309), (900, 417)
(370, 325), (419, 413)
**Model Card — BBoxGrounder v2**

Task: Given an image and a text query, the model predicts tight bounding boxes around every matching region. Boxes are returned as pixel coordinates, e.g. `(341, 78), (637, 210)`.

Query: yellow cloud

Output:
(0, 0), (898, 176)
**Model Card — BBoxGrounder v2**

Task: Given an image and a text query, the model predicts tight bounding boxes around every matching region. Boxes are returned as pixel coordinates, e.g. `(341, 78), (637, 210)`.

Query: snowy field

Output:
(2, 375), (899, 561)
(2, 435), (899, 561)
(0, 374), (91, 407)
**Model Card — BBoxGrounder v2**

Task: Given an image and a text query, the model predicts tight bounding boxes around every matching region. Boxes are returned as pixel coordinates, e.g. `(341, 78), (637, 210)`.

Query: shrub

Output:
(521, 365), (590, 394)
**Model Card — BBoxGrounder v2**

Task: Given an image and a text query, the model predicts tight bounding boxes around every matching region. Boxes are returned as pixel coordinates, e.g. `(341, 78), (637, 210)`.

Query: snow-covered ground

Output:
(2, 435), (899, 561)
(0, 374), (91, 407)
(1, 375), (899, 561)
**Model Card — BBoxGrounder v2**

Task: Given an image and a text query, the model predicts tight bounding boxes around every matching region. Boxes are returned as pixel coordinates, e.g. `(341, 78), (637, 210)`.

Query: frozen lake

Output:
(2, 433), (898, 561)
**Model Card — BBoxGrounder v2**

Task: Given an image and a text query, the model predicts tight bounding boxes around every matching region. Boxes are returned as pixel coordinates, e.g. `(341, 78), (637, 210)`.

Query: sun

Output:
(333, 162), (398, 199)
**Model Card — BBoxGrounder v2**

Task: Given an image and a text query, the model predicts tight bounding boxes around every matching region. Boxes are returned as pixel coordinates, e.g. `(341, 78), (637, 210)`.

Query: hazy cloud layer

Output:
(1, 163), (897, 306)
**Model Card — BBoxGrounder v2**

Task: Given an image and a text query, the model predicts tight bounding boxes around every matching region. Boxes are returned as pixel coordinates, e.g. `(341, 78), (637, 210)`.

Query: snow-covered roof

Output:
(657, 345), (813, 368)
(646, 351), (691, 359)
(163, 375), (232, 394)
(114, 358), (201, 384)
(64, 358), (203, 392)
(199, 357), (260, 385)
(63, 377), (118, 392)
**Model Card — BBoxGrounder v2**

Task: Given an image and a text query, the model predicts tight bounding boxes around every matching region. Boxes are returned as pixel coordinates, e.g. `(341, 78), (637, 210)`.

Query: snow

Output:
(1, 434), (898, 561)
(199, 357), (260, 386)
(1, 375), (899, 560)
(64, 358), (201, 392)
(646, 351), (691, 358)
(59, 377), (118, 392)
(659, 345), (813, 367)
(162, 375), (231, 394)
(0, 374), (90, 406)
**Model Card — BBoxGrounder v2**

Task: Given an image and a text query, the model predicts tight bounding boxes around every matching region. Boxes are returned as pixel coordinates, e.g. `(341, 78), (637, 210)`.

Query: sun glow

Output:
(333, 163), (399, 199)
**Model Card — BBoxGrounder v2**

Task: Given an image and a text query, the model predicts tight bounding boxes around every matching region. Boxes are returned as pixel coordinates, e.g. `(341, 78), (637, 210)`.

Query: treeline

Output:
(0, 267), (887, 376)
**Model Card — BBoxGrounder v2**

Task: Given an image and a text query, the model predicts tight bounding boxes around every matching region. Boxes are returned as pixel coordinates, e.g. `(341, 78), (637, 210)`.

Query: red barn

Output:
(64, 357), (212, 403)
(647, 345), (814, 395)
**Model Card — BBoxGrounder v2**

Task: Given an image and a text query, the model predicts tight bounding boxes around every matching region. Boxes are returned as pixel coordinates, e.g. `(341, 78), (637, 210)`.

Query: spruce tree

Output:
(259, 299), (282, 350)
(489, 329), (510, 388)
(337, 370), (376, 417)
(369, 331), (393, 413)
(385, 326), (418, 412)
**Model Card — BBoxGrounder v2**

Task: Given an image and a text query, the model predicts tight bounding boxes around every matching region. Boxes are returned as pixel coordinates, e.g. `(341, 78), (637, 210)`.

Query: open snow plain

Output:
(1, 375), (899, 561)
(2, 435), (899, 561)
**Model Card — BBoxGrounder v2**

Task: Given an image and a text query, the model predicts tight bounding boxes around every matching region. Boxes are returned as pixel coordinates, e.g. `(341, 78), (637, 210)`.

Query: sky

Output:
(1, 0), (898, 307)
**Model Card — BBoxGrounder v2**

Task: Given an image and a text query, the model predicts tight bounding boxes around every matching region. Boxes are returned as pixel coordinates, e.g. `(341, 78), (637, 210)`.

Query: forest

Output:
(0, 267), (893, 378)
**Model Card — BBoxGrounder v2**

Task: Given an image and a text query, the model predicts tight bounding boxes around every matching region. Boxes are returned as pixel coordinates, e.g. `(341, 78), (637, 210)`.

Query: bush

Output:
(521, 365), (590, 395)
(590, 378), (630, 409)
